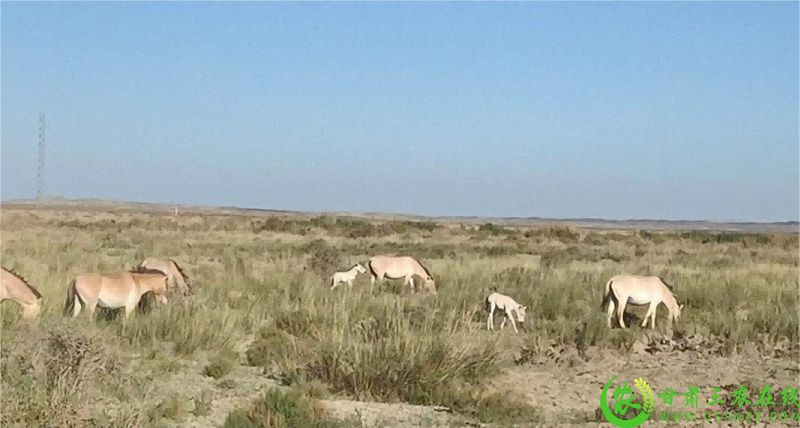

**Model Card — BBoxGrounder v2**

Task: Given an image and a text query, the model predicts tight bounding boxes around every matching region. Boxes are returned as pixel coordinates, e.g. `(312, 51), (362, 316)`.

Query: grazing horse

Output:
(137, 258), (191, 295)
(485, 292), (526, 333)
(330, 264), (367, 290)
(601, 275), (683, 329)
(367, 255), (437, 293)
(1, 267), (42, 319)
(64, 269), (168, 320)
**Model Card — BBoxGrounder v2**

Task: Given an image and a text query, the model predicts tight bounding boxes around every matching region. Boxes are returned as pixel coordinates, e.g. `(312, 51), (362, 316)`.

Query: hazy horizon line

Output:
(2, 195), (797, 226)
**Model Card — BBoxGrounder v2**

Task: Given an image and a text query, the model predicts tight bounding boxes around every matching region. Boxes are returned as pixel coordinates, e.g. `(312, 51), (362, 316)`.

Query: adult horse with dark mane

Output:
(64, 268), (168, 320)
(137, 258), (191, 295)
(368, 255), (437, 294)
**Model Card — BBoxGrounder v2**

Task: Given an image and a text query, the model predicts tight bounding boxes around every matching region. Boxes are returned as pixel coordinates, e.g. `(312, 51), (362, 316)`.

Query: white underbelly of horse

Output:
(383, 268), (414, 279)
(625, 290), (659, 306)
(97, 291), (136, 309)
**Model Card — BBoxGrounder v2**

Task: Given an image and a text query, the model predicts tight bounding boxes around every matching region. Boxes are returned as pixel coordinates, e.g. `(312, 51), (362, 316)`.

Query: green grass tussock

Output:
(224, 388), (349, 428)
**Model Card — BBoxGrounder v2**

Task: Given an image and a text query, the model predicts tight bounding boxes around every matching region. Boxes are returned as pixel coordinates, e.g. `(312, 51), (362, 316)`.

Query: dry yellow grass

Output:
(1, 206), (797, 426)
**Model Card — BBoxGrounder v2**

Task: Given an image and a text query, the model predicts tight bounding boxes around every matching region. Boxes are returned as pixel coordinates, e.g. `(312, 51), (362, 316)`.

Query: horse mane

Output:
(366, 259), (378, 277)
(129, 267), (168, 277)
(415, 259), (433, 279)
(2, 267), (42, 299)
(658, 277), (681, 306)
(658, 276), (674, 291)
(169, 259), (189, 280)
(348, 264), (361, 271)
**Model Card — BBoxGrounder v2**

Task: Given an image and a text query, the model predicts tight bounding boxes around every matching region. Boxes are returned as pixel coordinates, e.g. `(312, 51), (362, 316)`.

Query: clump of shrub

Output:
(204, 352), (237, 379)
(148, 396), (186, 423)
(306, 331), (499, 403)
(478, 222), (510, 236)
(224, 388), (344, 428)
(525, 226), (580, 242)
(539, 246), (582, 268)
(249, 215), (442, 239)
(463, 391), (542, 424)
(1, 324), (122, 427)
(246, 323), (318, 372)
(638, 229), (665, 243)
(119, 298), (237, 355)
(678, 231), (772, 246)
(251, 216), (304, 234)
(304, 239), (343, 279)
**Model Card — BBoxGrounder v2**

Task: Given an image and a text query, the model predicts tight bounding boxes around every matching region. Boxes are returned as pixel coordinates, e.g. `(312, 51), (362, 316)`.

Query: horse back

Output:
(609, 275), (666, 303)
(75, 272), (135, 299)
(370, 255), (430, 279)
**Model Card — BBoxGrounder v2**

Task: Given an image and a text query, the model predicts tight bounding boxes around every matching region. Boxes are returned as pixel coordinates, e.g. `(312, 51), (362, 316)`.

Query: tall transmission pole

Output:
(36, 113), (46, 200)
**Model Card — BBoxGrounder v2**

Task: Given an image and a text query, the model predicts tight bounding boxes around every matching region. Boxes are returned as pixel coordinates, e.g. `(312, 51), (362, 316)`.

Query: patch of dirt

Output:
(320, 399), (463, 427)
(141, 334), (277, 427)
(149, 361), (276, 428)
(495, 344), (800, 426)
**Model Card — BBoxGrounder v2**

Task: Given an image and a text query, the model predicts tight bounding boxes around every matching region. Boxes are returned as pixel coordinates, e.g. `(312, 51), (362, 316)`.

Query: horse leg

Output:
(124, 304), (136, 319)
(404, 276), (414, 292)
(616, 295), (628, 329)
(507, 310), (519, 333)
(487, 304), (495, 331)
(500, 313), (507, 330)
(641, 303), (654, 328)
(72, 298), (83, 317)
(86, 301), (98, 322)
(651, 304), (658, 329)
(606, 299), (616, 328)
(121, 303), (136, 329)
(371, 273), (383, 289)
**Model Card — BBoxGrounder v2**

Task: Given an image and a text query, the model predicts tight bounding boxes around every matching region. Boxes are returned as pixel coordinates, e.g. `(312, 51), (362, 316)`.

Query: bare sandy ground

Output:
(143, 331), (797, 428)
(494, 346), (799, 426)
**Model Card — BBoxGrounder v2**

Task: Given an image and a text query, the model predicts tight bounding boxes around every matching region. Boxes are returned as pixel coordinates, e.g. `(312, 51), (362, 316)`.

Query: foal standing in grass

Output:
(330, 264), (367, 290)
(485, 292), (527, 333)
(601, 274), (683, 329)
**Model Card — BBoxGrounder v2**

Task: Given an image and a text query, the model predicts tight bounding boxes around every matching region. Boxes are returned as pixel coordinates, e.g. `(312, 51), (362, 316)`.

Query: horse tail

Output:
(484, 287), (497, 312)
(367, 258), (379, 279)
(63, 279), (77, 316)
(600, 279), (613, 309)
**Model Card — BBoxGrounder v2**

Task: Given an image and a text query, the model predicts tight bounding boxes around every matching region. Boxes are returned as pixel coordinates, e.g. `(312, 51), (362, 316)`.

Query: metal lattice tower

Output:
(36, 113), (46, 200)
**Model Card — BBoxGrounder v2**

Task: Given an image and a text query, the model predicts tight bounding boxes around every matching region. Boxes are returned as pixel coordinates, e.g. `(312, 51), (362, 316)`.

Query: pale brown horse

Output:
(137, 258), (191, 295)
(601, 274), (683, 329)
(1, 267), (42, 319)
(64, 269), (167, 320)
(368, 255), (437, 293)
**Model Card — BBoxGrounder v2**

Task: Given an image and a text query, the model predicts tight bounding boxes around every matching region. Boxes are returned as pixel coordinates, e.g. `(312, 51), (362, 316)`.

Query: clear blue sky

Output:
(2, 2), (797, 222)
